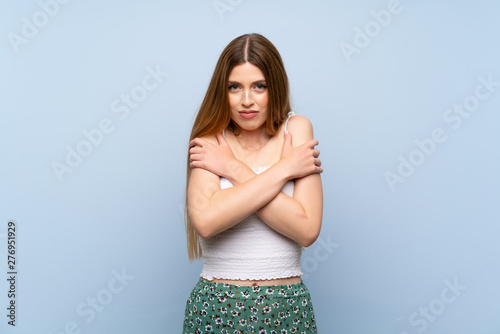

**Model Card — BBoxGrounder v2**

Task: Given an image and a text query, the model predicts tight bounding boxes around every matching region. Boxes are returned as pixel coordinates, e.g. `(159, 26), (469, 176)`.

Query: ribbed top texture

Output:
(200, 166), (303, 281)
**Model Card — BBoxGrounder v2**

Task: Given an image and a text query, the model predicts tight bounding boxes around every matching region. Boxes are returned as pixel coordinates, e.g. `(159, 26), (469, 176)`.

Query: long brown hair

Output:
(185, 33), (292, 262)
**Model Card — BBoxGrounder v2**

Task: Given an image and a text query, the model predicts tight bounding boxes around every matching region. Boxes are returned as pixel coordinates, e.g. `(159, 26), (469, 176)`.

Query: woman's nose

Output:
(241, 90), (253, 106)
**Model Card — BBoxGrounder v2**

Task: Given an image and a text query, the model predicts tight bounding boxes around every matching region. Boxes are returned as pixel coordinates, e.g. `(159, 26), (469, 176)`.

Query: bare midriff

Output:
(203, 276), (302, 286)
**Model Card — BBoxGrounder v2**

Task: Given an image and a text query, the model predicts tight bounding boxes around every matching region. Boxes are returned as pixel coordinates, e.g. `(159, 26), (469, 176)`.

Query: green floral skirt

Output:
(183, 278), (318, 333)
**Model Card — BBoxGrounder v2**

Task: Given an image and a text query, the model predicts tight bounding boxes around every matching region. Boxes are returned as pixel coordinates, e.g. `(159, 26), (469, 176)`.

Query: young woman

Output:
(183, 33), (323, 333)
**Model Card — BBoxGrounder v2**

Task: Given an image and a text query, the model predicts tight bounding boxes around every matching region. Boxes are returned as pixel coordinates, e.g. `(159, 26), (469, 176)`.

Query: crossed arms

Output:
(187, 115), (323, 247)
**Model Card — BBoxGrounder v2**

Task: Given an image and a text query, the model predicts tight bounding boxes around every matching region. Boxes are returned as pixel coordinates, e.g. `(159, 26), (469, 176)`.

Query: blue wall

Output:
(1, 1), (499, 333)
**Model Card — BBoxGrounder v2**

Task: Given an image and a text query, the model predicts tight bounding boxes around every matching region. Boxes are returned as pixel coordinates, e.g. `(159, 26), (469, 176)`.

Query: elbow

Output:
(300, 221), (322, 247)
(300, 234), (318, 248)
(195, 223), (211, 239)
(197, 229), (212, 239)
(190, 213), (216, 239)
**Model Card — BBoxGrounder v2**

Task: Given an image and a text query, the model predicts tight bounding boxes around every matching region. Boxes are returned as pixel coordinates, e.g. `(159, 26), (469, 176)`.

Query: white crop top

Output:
(199, 111), (303, 281)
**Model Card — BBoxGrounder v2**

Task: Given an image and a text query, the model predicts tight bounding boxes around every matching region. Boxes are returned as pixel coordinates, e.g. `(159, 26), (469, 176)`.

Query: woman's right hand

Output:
(280, 131), (323, 179)
(189, 132), (243, 180)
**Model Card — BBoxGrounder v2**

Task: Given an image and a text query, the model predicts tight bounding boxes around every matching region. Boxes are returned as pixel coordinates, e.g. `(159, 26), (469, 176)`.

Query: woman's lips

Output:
(239, 110), (258, 119)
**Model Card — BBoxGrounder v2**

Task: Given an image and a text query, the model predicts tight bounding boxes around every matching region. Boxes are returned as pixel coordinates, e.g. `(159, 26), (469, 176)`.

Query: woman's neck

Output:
(232, 127), (271, 152)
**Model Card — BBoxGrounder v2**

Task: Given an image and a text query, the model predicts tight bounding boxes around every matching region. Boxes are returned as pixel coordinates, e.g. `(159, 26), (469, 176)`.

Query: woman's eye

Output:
(255, 84), (267, 90)
(228, 84), (239, 90)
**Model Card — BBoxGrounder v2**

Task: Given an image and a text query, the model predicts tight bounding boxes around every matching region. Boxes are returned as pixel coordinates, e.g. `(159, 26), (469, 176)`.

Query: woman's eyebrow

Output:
(227, 80), (267, 85)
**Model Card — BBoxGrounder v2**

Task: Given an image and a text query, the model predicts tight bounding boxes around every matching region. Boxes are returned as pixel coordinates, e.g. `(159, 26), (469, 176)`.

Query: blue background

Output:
(1, 1), (499, 333)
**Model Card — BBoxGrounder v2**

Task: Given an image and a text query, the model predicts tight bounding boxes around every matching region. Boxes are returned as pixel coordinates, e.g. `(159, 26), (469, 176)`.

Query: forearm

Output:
(256, 190), (320, 247)
(227, 163), (322, 247)
(188, 161), (291, 238)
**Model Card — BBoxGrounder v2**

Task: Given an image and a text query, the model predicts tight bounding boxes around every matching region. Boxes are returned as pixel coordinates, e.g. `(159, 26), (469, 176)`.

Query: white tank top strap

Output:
(284, 111), (296, 133)
(222, 128), (226, 138)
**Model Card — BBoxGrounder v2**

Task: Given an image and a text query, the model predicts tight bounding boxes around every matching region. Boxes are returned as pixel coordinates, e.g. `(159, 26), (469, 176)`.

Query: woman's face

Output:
(227, 62), (269, 132)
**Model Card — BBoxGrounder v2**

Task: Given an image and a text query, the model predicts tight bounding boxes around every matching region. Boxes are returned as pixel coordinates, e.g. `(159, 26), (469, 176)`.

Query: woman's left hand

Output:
(189, 133), (240, 178)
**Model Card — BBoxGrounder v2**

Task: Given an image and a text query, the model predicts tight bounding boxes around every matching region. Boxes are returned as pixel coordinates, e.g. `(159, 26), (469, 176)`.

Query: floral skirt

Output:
(182, 278), (318, 334)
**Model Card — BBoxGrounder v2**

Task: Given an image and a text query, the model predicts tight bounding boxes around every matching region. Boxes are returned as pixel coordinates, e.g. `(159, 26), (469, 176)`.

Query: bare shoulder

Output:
(198, 134), (219, 146)
(285, 115), (314, 146)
